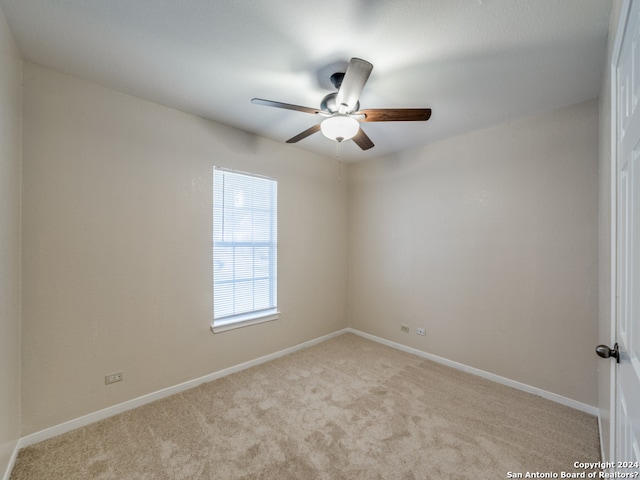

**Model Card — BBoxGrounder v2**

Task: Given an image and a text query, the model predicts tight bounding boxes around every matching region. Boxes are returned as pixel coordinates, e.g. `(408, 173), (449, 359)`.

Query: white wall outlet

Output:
(400, 324), (410, 333)
(416, 327), (426, 336)
(105, 372), (123, 385)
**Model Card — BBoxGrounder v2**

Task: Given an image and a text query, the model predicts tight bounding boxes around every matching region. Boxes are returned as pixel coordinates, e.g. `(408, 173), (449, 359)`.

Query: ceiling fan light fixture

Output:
(320, 115), (359, 142)
(252, 57), (431, 151)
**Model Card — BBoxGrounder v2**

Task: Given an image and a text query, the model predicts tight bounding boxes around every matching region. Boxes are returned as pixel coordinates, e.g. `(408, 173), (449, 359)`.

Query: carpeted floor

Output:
(10, 333), (600, 479)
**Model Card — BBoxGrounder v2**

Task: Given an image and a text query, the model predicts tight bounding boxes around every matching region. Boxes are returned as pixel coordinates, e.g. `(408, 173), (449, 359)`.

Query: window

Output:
(212, 167), (278, 332)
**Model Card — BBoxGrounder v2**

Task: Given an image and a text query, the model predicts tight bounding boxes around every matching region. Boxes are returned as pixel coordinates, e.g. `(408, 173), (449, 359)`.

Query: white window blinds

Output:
(213, 167), (278, 330)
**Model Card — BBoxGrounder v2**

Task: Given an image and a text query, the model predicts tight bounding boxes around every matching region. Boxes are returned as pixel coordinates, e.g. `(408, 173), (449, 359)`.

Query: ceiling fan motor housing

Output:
(320, 92), (359, 114)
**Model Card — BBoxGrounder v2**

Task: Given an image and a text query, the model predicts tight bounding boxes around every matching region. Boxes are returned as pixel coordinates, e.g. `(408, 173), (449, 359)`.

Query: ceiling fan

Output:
(251, 58), (432, 151)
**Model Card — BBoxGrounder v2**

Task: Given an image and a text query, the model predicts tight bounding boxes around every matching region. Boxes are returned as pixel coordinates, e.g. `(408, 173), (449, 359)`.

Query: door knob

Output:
(595, 343), (619, 363)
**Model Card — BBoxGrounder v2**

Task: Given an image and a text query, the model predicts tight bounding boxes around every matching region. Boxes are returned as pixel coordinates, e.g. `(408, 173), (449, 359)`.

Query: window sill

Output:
(211, 310), (280, 333)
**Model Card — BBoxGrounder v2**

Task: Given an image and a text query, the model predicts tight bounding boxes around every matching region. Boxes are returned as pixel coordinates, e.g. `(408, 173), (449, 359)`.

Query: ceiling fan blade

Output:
(352, 127), (375, 151)
(335, 58), (373, 113)
(252, 98), (321, 115)
(357, 108), (432, 122)
(286, 124), (321, 143)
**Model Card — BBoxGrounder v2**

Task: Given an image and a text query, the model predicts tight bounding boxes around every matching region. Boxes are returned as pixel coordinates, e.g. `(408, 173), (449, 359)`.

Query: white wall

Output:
(21, 62), (348, 434)
(0, 4), (22, 476)
(348, 99), (599, 406)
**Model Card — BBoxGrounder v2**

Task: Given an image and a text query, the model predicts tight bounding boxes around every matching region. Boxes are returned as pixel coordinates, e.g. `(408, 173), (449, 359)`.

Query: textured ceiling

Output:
(0, 0), (612, 162)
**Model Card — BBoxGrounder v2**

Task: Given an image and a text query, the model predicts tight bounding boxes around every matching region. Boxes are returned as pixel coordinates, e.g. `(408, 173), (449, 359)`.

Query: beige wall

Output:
(18, 58), (601, 435)
(0, 5), (22, 475)
(21, 63), (348, 434)
(348, 100), (599, 406)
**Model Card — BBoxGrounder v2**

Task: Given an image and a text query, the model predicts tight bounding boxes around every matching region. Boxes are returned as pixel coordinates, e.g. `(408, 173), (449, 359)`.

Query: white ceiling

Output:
(0, 0), (612, 162)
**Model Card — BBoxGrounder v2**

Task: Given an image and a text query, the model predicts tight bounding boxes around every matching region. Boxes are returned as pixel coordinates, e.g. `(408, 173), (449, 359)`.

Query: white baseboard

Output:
(347, 328), (598, 416)
(1, 440), (20, 480)
(18, 328), (348, 449)
(9, 325), (597, 475)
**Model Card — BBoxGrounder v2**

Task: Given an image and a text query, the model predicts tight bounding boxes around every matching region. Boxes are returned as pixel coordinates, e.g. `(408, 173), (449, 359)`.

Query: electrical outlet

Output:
(416, 327), (426, 336)
(400, 324), (410, 333)
(105, 372), (123, 385)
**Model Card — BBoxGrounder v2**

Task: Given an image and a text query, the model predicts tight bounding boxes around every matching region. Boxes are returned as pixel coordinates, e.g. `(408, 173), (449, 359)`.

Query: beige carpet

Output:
(11, 333), (600, 479)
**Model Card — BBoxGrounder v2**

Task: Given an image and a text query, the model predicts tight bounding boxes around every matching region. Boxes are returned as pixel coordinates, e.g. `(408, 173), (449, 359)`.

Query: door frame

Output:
(608, 0), (632, 464)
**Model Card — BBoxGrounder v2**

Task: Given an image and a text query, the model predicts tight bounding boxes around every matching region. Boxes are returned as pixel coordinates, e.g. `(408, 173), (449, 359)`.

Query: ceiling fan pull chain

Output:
(336, 142), (342, 182)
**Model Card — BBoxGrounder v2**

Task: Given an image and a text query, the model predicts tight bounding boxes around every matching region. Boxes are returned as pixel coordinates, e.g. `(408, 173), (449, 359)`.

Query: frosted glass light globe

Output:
(320, 115), (359, 142)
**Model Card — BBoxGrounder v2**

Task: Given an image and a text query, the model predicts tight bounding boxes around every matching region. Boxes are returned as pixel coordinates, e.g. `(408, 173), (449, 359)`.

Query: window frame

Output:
(211, 167), (279, 333)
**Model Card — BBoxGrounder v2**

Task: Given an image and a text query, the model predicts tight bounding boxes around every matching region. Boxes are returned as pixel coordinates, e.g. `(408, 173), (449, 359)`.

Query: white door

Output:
(616, 0), (640, 469)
